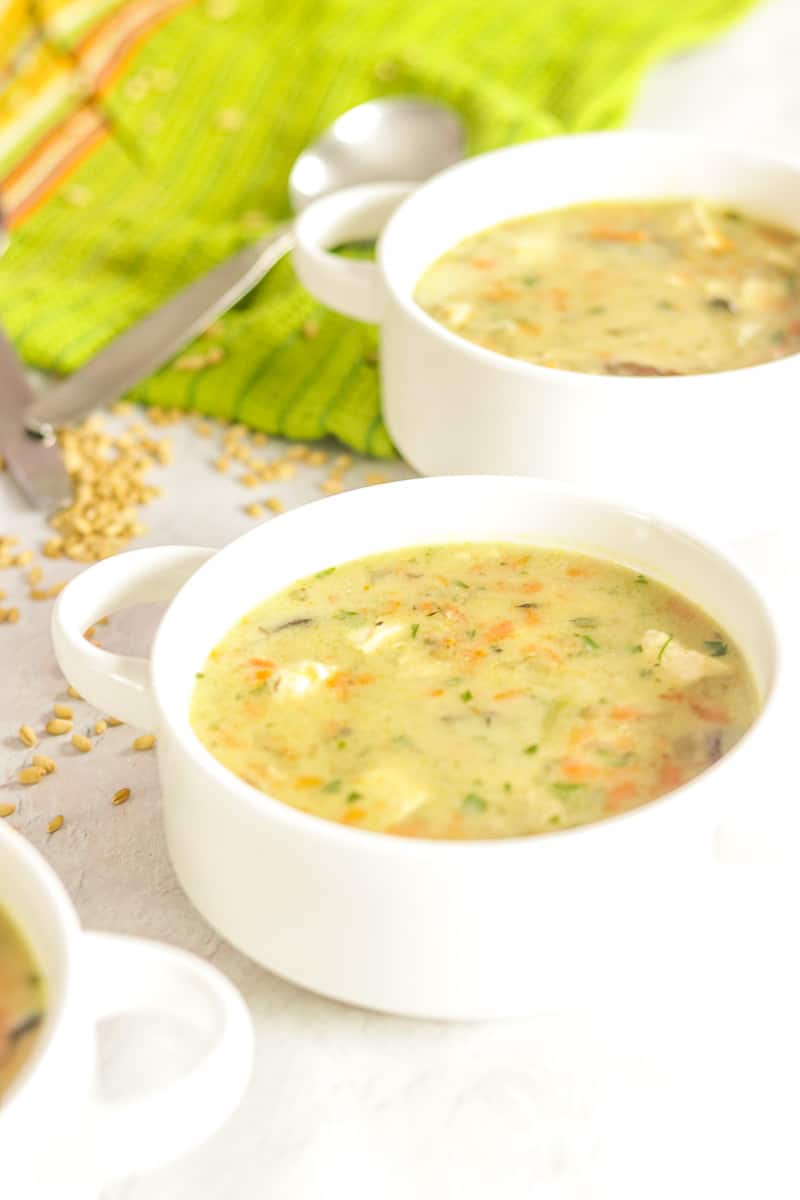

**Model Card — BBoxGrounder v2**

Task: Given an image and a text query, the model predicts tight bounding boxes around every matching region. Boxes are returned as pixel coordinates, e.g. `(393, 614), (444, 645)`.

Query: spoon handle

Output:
(24, 224), (293, 437)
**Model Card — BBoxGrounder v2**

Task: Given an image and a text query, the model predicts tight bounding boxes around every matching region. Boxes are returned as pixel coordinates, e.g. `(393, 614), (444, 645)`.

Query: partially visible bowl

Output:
(0, 821), (252, 1199)
(293, 132), (800, 540)
(51, 476), (780, 1019)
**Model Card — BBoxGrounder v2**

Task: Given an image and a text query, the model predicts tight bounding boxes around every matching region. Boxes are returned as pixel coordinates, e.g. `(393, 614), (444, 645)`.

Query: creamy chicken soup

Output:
(0, 907), (45, 1100)
(414, 200), (800, 375)
(191, 544), (758, 840)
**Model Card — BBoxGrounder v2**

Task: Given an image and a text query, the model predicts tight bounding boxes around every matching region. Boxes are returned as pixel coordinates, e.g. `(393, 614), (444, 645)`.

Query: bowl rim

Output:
(149, 475), (781, 858)
(0, 821), (81, 1114)
(378, 129), (800, 385)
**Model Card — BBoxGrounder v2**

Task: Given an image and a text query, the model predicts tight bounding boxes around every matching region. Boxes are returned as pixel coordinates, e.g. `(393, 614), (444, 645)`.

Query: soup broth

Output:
(191, 544), (759, 840)
(414, 200), (800, 375)
(0, 907), (45, 1100)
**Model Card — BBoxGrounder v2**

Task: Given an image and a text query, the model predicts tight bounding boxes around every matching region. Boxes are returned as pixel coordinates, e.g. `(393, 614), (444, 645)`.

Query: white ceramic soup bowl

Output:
(51, 477), (779, 1021)
(293, 131), (800, 541)
(0, 821), (253, 1199)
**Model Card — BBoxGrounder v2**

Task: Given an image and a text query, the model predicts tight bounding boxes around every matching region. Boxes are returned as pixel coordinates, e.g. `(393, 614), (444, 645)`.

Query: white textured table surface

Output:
(2, 2), (800, 1195)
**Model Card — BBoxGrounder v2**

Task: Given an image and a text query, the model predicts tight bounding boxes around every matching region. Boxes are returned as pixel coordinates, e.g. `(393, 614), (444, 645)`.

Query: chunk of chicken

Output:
(348, 621), (405, 654)
(349, 763), (427, 830)
(271, 660), (333, 697)
(441, 301), (472, 329)
(641, 630), (728, 686)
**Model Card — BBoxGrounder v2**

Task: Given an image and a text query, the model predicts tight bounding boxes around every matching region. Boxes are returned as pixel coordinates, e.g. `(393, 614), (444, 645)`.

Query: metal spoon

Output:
(21, 97), (466, 442)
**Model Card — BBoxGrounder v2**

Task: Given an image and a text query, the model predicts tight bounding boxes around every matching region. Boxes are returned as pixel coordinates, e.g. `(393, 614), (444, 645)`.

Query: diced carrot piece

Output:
(538, 644), (564, 664)
(550, 287), (569, 311)
(342, 807), (366, 824)
(471, 256), (496, 269)
(588, 227), (649, 243)
(430, 688), (445, 697)
(611, 705), (641, 721)
(485, 619), (514, 641)
(690, 700), (729, 724)
(481, 284), (521, 302)
(248, 657), (275, 668)
(604, 780), (638, 812)
(493, 689), (525, 701)
(521, 581), (543, 593)
(464, 648), (487, 663)
(295, 776), (322, 789)
(561, 760), (601, 781)
(658, 691), (686, 703)
(522, 608), (541, 625)
(658, 763), (683, 790)
(566, 566), (587, 578)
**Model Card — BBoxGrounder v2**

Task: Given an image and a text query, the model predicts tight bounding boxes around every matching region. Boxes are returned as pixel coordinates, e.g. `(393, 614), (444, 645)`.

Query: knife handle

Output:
(24, 224), (294, 437)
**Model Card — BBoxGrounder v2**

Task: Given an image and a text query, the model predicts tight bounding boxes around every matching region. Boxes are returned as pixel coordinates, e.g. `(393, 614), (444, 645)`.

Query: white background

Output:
(2, 0), (800, 1195)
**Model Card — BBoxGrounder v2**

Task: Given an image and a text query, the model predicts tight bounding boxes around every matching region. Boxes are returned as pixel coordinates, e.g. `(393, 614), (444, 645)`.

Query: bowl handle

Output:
(51, 545), (214, 728)
(293, 182), (415, 322)
(84, 931), (253, 1180)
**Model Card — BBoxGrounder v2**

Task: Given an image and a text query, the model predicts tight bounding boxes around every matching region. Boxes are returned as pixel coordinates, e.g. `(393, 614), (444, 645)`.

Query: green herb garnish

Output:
(462, 793), (487, 813)
(655, 633), (673, 665)
(454, 580), (469, 589)
(460, 689), (473, 703)
(704, 639), (728, 657)
(346, 791), (362, 804)
(571, 617), (597, 628)
(635, 574), (649, 584)
(315, 566), (336, 578)
(524, 743), (539, 755)
(411, 623), (419, 638)
(551, 782), (583, 796)
(579, 634), (600, 650)
(322, 779), (341, 793)
(195, 672), (204, 679)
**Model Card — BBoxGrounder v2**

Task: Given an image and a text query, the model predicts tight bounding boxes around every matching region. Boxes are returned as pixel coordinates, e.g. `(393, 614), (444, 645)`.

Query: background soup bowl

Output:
(51, 477), (780, 1020)
(0, 821), (253, 1199)
(293, 131), (800, 540)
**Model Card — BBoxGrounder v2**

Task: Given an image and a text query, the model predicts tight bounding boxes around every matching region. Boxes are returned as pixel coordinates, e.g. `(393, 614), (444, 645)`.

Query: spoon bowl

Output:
(289, 97), (466, 212)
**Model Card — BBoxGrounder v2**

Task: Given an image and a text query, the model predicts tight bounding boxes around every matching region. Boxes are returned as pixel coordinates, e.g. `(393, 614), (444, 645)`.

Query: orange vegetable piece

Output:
(484, 619), (514, 641)
(430, 688), (445, 697)
(342, 807), (366, 825)
(561, 760), (601, 782)
(608, 780), (637, 804)
(521, 581), (543, 593)
(610, 705), (641, 721)
(689, 699), (729, 724)
(481, 284), (522, 302)
(493, 689), (525, 701)
(658, 763), (683, 791)
(471, 256), (496, 269)
(295, 776), (322, 789)
(588, 227), (649, 243)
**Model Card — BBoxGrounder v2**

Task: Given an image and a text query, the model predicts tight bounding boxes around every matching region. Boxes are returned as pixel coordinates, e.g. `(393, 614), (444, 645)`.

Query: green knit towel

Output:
(0, 0), (756, 457)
